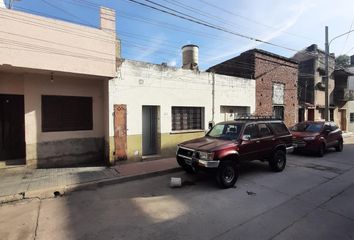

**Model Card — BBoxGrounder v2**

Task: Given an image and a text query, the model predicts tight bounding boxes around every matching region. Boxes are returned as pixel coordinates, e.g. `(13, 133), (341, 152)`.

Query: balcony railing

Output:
(334, 88), (354, 102)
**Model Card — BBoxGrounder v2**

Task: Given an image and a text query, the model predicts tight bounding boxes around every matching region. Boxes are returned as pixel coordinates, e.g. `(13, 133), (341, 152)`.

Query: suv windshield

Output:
(291, 122), (324, 133)
(207, 123), (243, 140)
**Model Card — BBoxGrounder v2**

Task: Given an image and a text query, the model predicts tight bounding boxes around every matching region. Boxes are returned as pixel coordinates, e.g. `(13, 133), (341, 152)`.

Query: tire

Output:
(216, 161), (239, 189)
(335, 140), (343, 152)
(317, 143), (325, 157)
(269, 150), (286, 172)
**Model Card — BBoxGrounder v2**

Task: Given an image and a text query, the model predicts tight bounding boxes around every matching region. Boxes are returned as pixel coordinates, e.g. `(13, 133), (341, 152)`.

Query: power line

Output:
(5, 1), (328, 73)
(40, 0), (95, 27)
(0, 30), (115, 57)
(340, 17), (354, 55)
(0, 37), (115, 63)
(195, 0), (314, 41)
(0, 9), (115, 42)
(124, 0), (301, 53)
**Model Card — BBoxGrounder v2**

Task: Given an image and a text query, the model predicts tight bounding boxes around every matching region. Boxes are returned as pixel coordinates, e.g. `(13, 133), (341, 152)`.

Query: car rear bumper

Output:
(286, 146), (294, 153)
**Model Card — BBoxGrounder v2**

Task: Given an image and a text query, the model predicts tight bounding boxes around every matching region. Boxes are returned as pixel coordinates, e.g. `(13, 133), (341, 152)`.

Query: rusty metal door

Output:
(114, 104), (127, 161)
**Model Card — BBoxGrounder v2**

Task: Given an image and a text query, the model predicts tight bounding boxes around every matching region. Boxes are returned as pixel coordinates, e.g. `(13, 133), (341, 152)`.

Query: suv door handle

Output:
(256, 140), (260, 143)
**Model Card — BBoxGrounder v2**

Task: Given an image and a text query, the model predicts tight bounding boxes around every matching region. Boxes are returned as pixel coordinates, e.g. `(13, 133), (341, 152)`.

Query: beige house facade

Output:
(0, 7), (118, 167)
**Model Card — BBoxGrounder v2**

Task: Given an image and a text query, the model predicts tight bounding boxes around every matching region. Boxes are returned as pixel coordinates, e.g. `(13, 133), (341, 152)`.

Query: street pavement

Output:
(1, 136), (354, 240)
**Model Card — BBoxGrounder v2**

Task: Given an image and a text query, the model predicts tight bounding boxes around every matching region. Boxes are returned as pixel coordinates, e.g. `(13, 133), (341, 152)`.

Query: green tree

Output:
(335, 55), (350, 68)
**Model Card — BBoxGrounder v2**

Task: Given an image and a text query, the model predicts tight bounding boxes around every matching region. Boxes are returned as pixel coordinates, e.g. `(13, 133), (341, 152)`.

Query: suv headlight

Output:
(303, 136), (316, 141)
(198, 151), (214, 161)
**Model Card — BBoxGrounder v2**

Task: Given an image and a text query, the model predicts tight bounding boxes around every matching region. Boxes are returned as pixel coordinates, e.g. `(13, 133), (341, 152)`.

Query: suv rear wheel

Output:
(216, 161), (239, 189)
(317, 143), (325, 157)
(269, 150), (286, 172)
(335, 140), (343, 152)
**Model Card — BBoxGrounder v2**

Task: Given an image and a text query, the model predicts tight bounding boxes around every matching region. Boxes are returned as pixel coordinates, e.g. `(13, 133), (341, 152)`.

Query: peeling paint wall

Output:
(109, 59), (256, 161)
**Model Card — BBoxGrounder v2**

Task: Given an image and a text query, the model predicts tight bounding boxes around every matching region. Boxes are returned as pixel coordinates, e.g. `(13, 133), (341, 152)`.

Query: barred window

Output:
(172, 107), (204, 131)
(330, 109), (334, 121)
(273, 106), (284, 120)
(42, 95), (93, 132)
(350, 113), (354, 123)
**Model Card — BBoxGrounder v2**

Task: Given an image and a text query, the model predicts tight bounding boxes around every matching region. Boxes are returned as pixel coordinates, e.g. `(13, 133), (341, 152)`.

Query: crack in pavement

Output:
(209, 166), (354, 240)
(34, 198), (42, 240)
(268, 182), (354, 240)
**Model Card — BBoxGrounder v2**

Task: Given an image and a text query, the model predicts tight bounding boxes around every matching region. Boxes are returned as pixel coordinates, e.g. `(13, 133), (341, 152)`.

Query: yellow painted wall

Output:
(109, 131), (205, 162)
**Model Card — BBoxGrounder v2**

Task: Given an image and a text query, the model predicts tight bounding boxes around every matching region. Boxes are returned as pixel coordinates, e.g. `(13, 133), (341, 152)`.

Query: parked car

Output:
(290, 121), (343, 157)
(176, 117), (293, 188)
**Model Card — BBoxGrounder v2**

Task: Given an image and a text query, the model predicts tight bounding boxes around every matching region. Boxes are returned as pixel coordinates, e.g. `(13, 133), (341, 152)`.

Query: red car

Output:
(290, 121), (343, 157)
(176, 118), (293, 188)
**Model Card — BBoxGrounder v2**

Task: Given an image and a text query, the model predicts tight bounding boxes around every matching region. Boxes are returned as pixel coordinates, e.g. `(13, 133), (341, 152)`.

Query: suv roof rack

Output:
(234, 115), (282, 121)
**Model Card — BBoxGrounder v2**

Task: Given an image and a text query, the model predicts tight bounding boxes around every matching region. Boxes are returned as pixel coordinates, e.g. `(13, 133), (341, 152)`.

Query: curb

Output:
(0, 167), (181, 204)
(343, 132), (353, 138)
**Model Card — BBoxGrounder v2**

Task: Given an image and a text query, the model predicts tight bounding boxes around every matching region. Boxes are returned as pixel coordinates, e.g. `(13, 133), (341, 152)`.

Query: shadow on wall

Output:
(34, 138), (105, 168)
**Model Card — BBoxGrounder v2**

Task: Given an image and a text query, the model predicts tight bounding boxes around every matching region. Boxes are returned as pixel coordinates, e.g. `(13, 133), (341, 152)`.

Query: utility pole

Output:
(324, 26), (329, 121)
(211, 71), (215, 124)
(323, 27), (354, 121)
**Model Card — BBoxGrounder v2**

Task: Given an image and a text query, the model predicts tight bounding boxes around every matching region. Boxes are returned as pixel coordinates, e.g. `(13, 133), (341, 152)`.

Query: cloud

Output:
(203, 1), (314, 65)
(136, 34), (167, 60)
(167, 59), (177, 67)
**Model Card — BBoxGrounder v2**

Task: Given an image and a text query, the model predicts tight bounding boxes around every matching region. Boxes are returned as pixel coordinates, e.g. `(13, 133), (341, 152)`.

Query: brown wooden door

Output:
(339, 109), (347, 131)
(0, 94), (25, 161)
(114, 104), (127, 161)
(308, 109), (314, 121)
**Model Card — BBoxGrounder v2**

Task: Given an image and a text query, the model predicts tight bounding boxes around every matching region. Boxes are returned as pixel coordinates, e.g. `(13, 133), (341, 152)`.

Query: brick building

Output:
(207, 49), (299, 127)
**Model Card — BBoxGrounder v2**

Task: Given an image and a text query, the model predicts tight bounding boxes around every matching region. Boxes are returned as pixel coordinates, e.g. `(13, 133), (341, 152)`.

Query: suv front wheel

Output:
(216, 161), (239, 189)
(269, 150), (286, 172)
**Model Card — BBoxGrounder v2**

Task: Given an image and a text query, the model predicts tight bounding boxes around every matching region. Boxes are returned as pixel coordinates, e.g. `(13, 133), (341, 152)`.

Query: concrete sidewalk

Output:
(0, 158), (179, 203)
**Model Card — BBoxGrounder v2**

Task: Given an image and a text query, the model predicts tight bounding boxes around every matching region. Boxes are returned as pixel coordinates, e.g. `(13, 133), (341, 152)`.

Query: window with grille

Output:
(330, 109), (334, 121)
(42, 95), (93, 132)
(272, 106), (284, 120)
(172, 107), (204, 131)
(350, 113), (354, 123)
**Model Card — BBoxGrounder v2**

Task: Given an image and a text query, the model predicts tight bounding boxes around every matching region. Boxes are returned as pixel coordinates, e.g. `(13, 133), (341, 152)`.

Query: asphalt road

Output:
(1, 136), (354, 240)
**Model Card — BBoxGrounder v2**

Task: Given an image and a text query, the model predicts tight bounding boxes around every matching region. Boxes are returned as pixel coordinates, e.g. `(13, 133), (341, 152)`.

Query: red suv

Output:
(290, 121), (343, 157)
(176, 118), (293, 188)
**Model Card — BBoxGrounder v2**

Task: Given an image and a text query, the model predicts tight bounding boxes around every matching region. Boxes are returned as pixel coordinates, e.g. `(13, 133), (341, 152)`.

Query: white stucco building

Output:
(108, 59), (256, 161)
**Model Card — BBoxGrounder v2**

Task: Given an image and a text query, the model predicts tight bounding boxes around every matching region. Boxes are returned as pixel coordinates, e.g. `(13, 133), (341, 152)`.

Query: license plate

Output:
(185, 158), (192, 166)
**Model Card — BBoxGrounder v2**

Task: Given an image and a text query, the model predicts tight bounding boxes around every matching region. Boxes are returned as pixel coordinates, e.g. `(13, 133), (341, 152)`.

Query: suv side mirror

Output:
(324, 129), (331, 134)
(242, 135), (251, 141)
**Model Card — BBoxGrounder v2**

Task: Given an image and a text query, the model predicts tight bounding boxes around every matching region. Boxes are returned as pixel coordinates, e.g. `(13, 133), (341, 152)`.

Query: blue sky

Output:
(5, 0), (354, 70)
